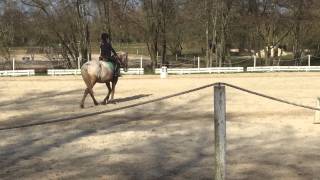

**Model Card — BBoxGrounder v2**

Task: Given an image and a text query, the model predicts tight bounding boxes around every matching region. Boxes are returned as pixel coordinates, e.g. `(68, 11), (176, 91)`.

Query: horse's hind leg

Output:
(88, 82), (99, 106)
(102, 82), (112, 105)
(80, 89), (89, 108)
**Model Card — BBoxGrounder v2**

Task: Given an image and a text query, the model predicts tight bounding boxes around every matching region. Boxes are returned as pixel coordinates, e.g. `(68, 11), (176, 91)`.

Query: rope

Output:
(219, 82), (320, 111)
(0, 83), (215, 131)
(0, 82), (319, 131)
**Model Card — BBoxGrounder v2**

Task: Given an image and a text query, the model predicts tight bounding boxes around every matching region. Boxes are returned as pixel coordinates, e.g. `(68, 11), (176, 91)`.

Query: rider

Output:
(99, 33), (121, 77)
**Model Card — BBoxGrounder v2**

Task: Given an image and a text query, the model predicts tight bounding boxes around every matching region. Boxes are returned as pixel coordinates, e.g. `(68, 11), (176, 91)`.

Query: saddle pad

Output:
(100, 61), (115, 72)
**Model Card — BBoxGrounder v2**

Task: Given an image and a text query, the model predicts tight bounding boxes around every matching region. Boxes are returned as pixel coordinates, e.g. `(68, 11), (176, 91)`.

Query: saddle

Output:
(97, 60), (119, 80)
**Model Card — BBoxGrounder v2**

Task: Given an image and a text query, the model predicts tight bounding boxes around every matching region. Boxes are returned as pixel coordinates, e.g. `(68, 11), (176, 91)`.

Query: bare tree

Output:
(21, 0), (92, 67)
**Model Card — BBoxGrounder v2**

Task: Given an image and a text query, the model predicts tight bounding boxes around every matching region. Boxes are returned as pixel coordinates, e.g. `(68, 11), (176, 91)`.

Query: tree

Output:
(21, 0), (92, 67)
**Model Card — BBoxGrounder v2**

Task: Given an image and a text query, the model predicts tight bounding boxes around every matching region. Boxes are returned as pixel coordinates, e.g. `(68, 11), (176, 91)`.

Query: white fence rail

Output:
(47, 68), (144, 76)
(247, 66), (320, 72)
(121, 68), (144, 75)
(48, 69), (81, 76)
(0, 70), (35, 77)
(155, 67), (244, 74)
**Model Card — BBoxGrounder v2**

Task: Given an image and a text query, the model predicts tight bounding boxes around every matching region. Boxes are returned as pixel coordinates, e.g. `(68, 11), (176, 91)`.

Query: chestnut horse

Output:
(80, 52), (128, 108)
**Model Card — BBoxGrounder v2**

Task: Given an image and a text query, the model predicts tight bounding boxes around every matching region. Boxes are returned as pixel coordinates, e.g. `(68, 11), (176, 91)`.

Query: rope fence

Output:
(0, 82), (319, 131)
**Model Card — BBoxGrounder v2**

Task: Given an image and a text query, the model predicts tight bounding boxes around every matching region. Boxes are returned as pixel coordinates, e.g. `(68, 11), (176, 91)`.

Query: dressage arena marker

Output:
(160, 66), (168, 78)
(1, 82), (320, 180)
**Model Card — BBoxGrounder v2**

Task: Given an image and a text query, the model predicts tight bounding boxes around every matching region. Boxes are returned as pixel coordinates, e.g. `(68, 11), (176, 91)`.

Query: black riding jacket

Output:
(100, 41), (117, 59)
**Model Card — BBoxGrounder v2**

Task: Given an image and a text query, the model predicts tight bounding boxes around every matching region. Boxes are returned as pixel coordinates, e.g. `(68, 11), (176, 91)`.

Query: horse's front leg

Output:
(102, 82), (112, 105)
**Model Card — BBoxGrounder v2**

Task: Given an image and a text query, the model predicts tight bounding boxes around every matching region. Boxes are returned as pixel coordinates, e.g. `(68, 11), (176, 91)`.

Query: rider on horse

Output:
(99, 33), (121, 77)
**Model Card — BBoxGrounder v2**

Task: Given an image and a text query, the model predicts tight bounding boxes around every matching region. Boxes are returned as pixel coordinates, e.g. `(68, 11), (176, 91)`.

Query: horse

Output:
(80, 51), (128, 108)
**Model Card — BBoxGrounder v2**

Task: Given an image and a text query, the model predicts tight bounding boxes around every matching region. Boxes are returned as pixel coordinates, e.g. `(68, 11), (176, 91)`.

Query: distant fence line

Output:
(247, 66), (320, 72)
(155, 67), (244, 74)
(3, 66), (320, 76)
(1, 55), (320, 76)
(47, 68), (144, 76)
(0, 70), (35, 76)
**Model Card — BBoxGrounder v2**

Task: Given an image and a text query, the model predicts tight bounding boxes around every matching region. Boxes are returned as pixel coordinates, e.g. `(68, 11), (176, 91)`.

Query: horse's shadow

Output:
(108, 94), (152, 104)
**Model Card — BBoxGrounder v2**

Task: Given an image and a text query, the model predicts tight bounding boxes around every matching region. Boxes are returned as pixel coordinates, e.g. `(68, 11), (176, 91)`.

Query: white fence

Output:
(47, 68), (144, 76)
(47, 69), (81, 76)
(247, 66), (320, 72)
(155, 67), (244, 74)
(0, 70), (35, 77)
(121, 68), (144, 75)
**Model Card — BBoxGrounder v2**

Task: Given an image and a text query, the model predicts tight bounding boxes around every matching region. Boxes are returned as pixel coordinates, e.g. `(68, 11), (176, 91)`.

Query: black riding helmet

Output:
(101, 33), (109, 43)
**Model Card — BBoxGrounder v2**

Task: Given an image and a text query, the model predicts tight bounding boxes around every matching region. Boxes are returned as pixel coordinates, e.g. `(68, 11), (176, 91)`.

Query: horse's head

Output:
(117, 51), (128, 72)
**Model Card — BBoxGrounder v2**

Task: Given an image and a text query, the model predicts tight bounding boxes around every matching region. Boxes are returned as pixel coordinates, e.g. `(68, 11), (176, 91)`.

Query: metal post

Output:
(198, 56), (200, 70)
(315, 97), (320, 124)
(214, 85), (226, 180)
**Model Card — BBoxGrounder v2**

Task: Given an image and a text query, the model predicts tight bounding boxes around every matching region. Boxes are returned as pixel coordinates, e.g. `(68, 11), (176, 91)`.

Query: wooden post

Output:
(314, 97), (320, 124)
(214, 85), (226, 180)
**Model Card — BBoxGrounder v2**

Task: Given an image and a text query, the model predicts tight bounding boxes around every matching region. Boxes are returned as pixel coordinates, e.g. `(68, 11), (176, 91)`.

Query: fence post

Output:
(157, 51), (159, 64)
(253, 55), (257, 70)
(214, 84), (226, 180)
(12, 58), (15, 76)
(308, 55), (311, 72)
(140, 55), (143, 75)
(198, 56), (200, 70)
(314, 97), (320, 124)
(78, 57), (81, 70)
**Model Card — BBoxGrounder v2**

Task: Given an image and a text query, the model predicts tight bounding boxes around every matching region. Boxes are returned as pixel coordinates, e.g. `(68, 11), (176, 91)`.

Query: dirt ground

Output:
(1, 73), (320, 180)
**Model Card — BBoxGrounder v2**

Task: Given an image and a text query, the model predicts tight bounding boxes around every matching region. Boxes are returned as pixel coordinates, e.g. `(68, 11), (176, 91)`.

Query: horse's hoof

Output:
(94, 103), (99, 106)
(80, 104), (84, 109)
(101, 102), (107, 105)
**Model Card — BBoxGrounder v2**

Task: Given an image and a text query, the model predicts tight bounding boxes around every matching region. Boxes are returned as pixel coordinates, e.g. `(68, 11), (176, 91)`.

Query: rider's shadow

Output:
(110, 94), (152, 104)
